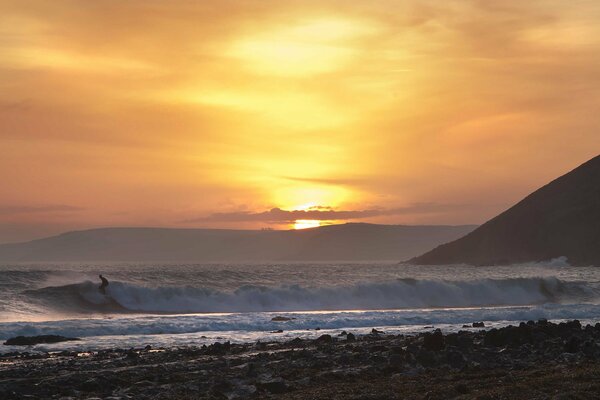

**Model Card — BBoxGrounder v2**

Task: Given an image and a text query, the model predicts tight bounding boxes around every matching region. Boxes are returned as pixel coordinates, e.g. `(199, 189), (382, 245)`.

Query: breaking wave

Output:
(23, 277), (599, 315)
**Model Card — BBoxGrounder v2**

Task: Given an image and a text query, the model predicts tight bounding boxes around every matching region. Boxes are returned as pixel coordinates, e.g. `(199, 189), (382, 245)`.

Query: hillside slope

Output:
(0, 223), (475, 262)
(410, 155), (600, 266)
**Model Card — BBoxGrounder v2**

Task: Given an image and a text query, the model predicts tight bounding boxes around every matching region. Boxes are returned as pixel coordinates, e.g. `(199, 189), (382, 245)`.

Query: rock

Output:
(564, 336), (580, 353)
(346, 333), (356, 342)
(472, 322), (485, 328)
(228, 383), (257, 399)
(454, 383), (469, 394)
(79, 378), (102, 392)
(287, 337), (303, 346)
(271, 330), (284, 333)
(3, 335), (80, 346)
(339, 331), (347, 336)
(446, 350), (466, 369)
(125, 350), (139, 359)
(315, 334), (333, 344)
(416, 348), (436, 367)
(271, 316), (295, 322)
(371, 328), (384, 335)
(258, 378), (289, 394)
(423, 329), (445, 351)
(206, 341), (230, 355)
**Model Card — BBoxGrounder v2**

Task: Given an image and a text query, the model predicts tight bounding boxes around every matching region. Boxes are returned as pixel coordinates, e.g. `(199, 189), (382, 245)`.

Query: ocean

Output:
(2, 258), (600, 353)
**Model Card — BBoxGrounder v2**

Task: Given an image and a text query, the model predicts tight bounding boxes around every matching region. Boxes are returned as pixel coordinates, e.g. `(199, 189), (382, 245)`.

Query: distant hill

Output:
(0, 223), (475, 262)
(410, 155), (600, 266)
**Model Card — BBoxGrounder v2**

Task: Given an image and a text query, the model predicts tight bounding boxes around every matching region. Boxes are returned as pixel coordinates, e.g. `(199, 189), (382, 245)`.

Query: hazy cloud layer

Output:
(0, 205), (84, 216)
(193, 203), (468, 223)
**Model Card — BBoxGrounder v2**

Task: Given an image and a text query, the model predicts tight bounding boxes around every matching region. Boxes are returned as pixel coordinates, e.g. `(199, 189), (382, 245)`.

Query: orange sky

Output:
(1, 0), (600, 242)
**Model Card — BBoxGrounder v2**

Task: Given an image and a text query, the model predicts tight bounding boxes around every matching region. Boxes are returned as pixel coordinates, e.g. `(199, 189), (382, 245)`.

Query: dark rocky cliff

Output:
(410, 155), (600, 266)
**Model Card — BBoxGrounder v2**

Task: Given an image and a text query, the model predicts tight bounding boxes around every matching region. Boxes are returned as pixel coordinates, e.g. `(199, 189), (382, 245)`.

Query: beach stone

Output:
(271, 316), (295, 322)
(472, 322), (485, 328)
(423, 329), (445, 351)
(3, 335), (80, 346)
(258, 377), (289, 394)
(315, 334), (333, 344)
(446, 350), (467, 369)
(454, 383), (470, 394)
(416, 349), (436, 367)
(207, 341), (231, 355)
(564, 336), (580, 353)
(346, 333), (356, 342)
(79, 378), (102, 392)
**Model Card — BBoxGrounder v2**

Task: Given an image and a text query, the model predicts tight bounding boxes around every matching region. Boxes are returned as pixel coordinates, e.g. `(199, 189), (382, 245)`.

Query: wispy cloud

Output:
(0, 205), (84, 216)
(188, 203), (467, 223)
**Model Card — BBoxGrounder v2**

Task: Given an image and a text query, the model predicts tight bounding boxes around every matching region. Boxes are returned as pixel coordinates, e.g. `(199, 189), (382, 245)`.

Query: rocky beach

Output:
(2, 319), (600, 399)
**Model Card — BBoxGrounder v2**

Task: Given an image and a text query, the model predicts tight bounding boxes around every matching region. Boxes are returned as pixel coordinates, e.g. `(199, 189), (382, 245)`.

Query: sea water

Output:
(2, 258), (600, 353)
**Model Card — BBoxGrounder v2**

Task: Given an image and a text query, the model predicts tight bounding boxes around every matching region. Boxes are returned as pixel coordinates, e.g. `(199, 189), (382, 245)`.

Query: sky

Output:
(1, 0), (600, 243)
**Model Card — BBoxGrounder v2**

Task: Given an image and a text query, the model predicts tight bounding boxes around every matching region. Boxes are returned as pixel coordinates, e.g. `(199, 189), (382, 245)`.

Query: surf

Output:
(21, 276), (599, 315)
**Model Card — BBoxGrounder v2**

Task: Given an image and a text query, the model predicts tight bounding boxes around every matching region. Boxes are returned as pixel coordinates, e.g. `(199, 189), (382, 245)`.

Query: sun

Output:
(293, 219), (321, 230)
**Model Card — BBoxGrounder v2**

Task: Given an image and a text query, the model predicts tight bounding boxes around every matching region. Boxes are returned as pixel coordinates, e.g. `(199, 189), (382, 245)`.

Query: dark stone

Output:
(564, 336), (581, 353)
(416, 348), (436, 367)
(3, 335), (80, 346)
(446, 350), (466, 369)
(79, 378), (102, 392)
(370, 344), (388, 353)
(454, 383), (470, 394)
(346, 333), (356, 342)
(271, 316), (295, 322)
(271, 329), (284, 333)
(206, 341), (230, 355)
(484, 324), (534, 347)
(126, 349), (139, 359)
(472, 322), (485, 328)
(423, 329), (445, 351)
(371, 328), (384, 335)
(258, 378), (289, 394)
(315, 334), (333, 344)
(287, 337), (303, 346)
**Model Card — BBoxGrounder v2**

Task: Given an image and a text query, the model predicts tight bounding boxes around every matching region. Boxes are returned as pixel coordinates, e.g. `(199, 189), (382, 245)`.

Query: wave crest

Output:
(23, 277), (598, 314)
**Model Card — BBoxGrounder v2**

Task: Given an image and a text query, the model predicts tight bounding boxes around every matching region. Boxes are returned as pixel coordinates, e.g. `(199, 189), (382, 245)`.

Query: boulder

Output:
(3, 335), (80, 346)
(258, 378), (289, 394)
(423, 329), (445, 351)
(271, 316), (295, 322)
(315, 334), (333, 344)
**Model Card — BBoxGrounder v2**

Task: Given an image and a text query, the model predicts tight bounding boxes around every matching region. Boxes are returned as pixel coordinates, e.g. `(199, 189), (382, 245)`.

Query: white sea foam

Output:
(2, 303), (600, 343)
(3, 261), (600, 352)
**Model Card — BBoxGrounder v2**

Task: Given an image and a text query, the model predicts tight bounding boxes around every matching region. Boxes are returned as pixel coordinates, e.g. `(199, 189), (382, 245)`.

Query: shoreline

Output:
(2, 319), (600, 399)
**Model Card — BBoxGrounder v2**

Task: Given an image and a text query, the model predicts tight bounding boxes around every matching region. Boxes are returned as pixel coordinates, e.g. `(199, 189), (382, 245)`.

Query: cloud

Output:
(0, 205), (84, 216)
(189, 203), (467, 223)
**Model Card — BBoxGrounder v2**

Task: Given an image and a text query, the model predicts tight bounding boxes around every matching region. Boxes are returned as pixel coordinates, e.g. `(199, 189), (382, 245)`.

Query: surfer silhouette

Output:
(98, 274), (109, 294)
